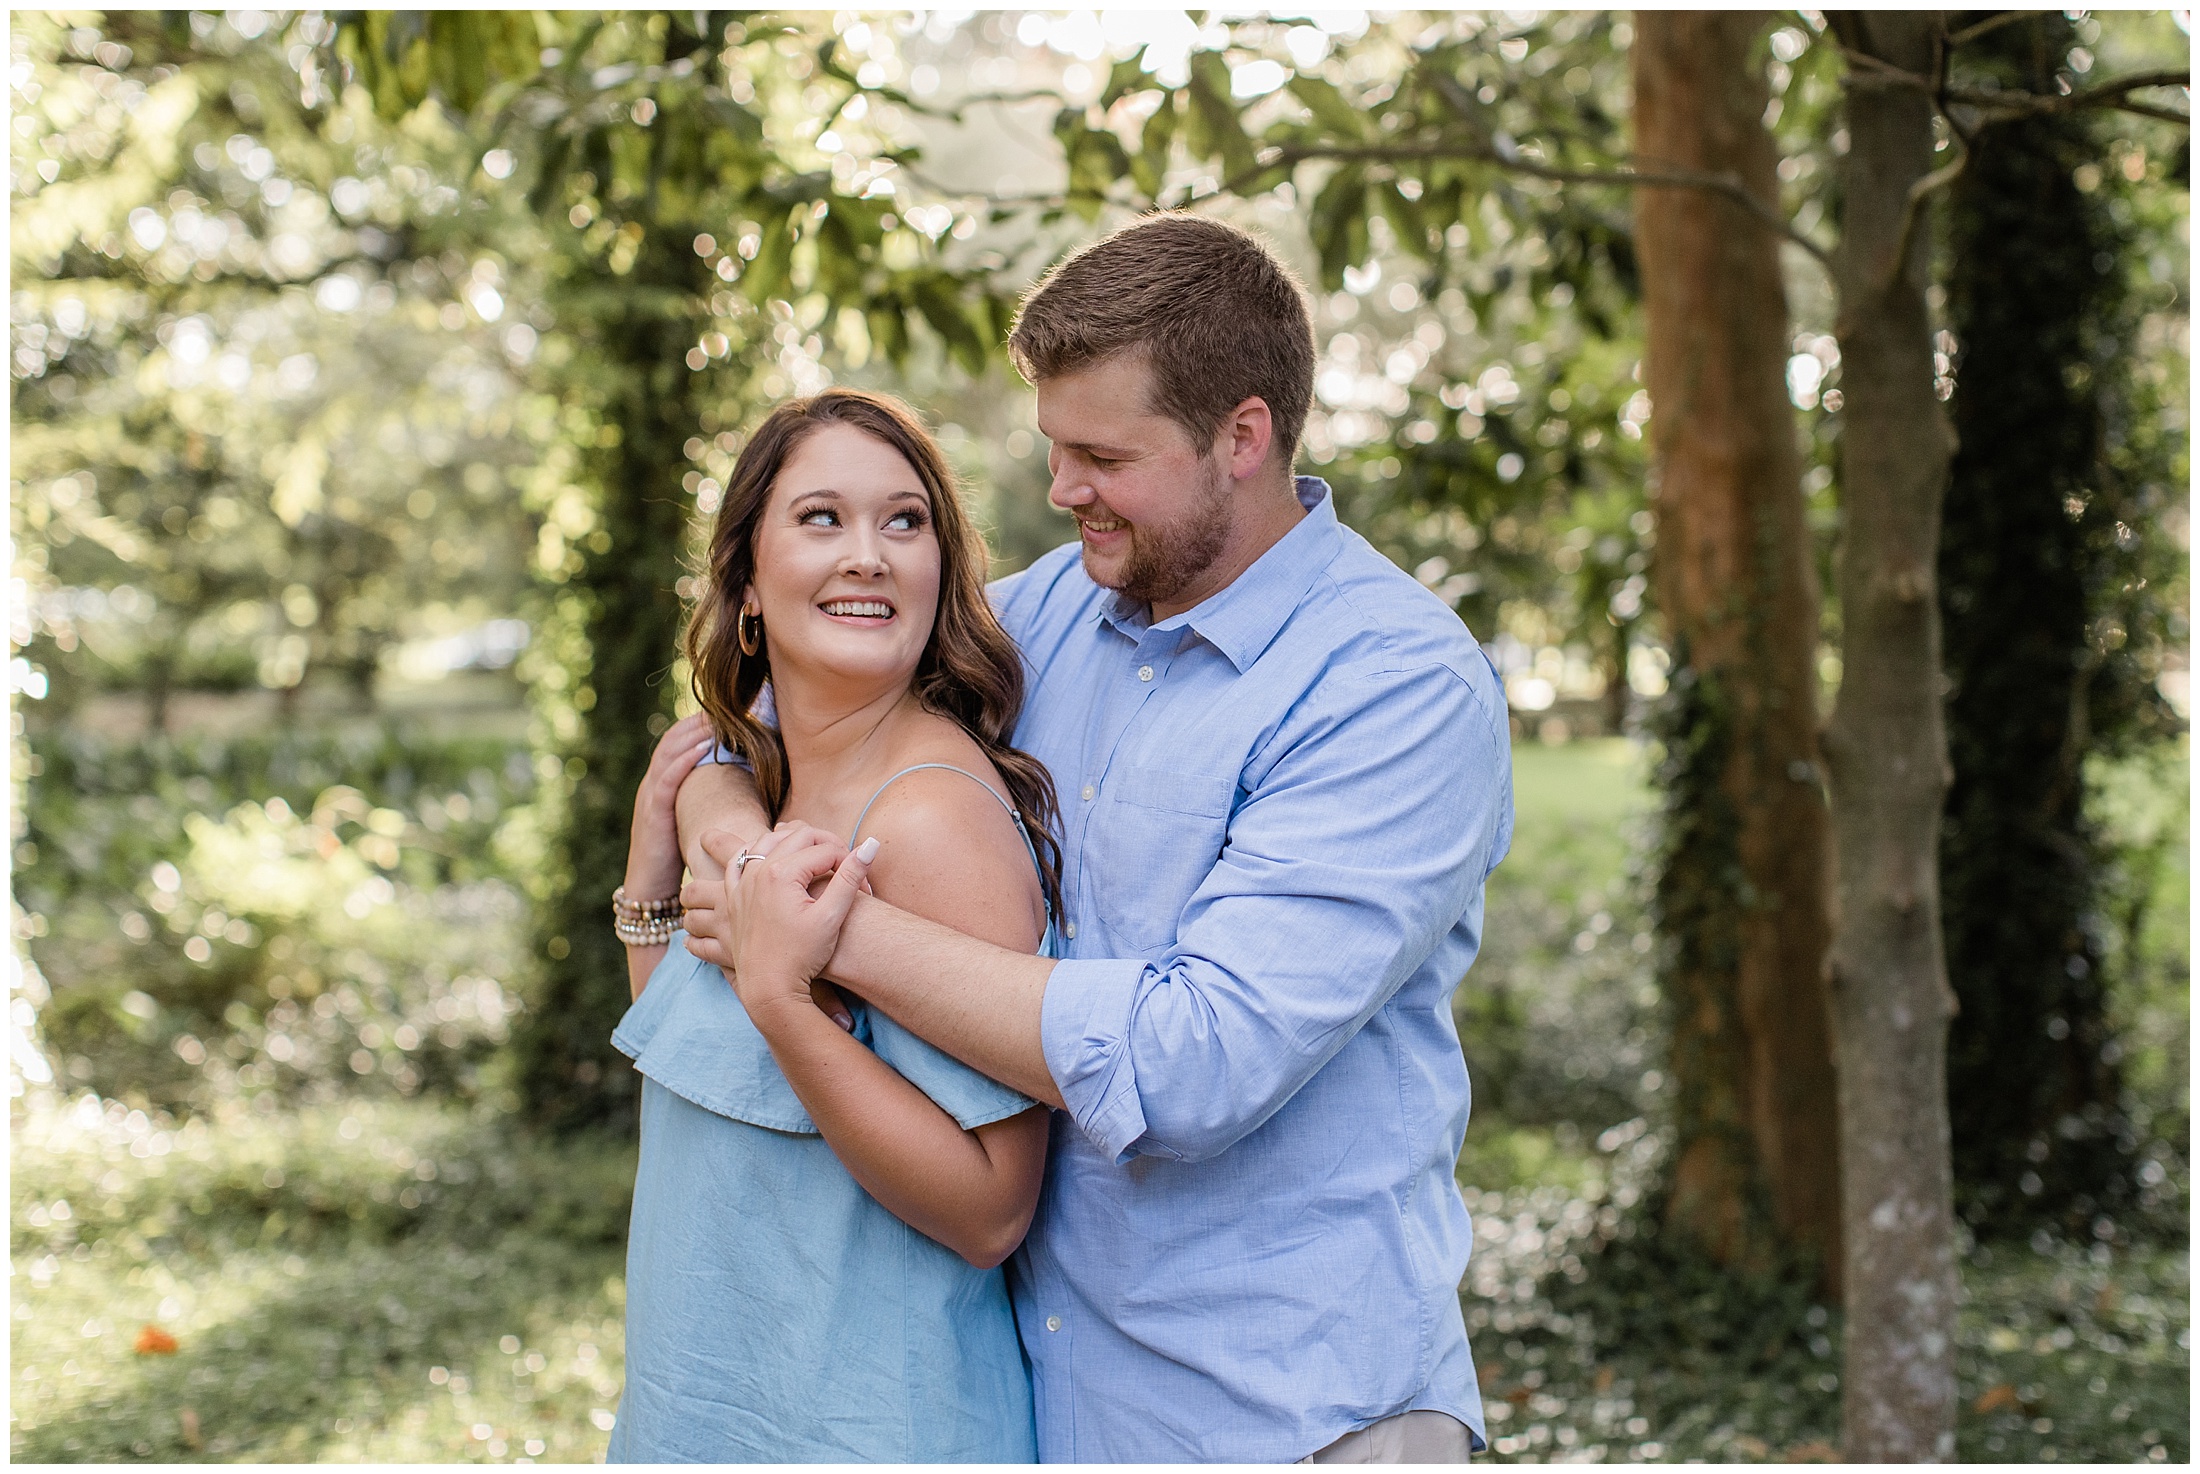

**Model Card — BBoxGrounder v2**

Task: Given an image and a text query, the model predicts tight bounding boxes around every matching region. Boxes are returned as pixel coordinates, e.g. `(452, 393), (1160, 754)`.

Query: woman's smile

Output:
(817, 597), (897, 623)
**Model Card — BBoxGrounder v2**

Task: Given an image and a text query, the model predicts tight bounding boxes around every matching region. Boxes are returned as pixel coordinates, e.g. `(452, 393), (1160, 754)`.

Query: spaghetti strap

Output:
(849, 763), (1049, 887)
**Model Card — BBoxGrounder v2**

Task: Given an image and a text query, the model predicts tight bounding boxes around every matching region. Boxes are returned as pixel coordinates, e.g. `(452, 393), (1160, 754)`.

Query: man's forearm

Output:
(826, 896), (1062, 1109)
(676, 761), (770, 879)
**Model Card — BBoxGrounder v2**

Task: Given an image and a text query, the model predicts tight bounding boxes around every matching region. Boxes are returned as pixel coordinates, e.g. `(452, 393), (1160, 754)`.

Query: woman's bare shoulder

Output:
(855, 730), (1042, 953)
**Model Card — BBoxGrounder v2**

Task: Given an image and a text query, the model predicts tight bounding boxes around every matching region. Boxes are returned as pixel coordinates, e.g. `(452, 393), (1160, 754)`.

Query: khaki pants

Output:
(1300, 1410), (1475, 1464)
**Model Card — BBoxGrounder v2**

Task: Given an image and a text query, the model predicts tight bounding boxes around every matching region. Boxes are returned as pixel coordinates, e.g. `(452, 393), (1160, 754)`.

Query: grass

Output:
(11, 1097), (634, 1463)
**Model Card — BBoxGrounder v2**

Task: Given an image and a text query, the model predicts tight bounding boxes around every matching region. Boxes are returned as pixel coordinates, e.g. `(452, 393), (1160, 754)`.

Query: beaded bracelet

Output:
(613, 885), (682, 919)
(613, 914), (681, 947)
(612, 886), (684, 947)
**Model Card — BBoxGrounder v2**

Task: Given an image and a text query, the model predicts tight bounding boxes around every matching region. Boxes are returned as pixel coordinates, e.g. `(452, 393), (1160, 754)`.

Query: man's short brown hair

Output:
(1008, 213), (1316, 469)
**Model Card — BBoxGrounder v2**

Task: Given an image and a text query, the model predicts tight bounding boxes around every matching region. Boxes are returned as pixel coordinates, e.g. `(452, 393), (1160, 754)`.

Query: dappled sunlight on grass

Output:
(13, 1094), (632, 1462)
(1455, 1118), (2188, 1463)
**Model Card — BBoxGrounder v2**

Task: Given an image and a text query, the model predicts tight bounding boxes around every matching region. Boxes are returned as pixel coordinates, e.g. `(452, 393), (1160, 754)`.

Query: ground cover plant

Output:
(13, 739), (2185, 1463)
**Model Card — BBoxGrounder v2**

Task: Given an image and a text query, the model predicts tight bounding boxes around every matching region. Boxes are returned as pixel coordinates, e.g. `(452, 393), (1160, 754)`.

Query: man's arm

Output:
(709, 659), (1509, 1150)
(1033, 661), (1508, 1163)
(677, 759), (770, 885)
(827, 900), (1063, 1106)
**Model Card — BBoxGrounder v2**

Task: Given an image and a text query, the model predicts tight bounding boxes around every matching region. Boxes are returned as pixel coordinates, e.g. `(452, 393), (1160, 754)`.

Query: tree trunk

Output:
(1631, 9), (1843, 1288)
(512, 227), (709, 1132)
(1823, 11), (1961, 1461)
(1939, 12), (2131, 1234)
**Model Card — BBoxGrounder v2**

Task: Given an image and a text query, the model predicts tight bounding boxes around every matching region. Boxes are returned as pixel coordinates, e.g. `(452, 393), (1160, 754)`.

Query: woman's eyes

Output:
(794, 506), (927, 530)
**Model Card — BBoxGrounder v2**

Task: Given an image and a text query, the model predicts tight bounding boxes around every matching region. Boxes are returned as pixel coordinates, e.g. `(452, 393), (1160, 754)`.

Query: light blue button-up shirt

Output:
(991, 476), (1512, 1463)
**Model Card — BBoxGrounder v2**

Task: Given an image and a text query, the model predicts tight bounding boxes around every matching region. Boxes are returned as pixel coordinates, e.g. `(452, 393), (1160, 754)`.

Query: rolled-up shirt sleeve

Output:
(1041, 657), (1512, 1164)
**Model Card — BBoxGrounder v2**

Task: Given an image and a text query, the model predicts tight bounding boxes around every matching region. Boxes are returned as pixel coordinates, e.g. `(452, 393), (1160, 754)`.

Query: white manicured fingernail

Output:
(854, 837), (880, 863)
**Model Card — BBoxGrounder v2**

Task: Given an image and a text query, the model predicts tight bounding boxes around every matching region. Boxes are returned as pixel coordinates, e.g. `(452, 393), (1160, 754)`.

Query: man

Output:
(678, 213), (1512, 1463)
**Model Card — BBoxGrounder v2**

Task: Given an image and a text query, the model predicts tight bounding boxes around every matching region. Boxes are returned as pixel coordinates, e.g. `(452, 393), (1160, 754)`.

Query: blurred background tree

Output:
(1938, 8), (2189, 1235)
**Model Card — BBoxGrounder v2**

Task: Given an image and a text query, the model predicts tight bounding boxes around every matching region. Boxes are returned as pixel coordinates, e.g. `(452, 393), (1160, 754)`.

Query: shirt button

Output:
(1137, 664), (1154, 682)
(1081, 784), (1095, 801)
(1046, 1316), (1062, 1332)
(1063, 922), (1077, 940)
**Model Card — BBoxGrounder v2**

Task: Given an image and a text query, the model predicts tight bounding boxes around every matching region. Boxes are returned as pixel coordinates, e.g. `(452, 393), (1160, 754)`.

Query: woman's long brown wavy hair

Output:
(685, 388), (1063, 924)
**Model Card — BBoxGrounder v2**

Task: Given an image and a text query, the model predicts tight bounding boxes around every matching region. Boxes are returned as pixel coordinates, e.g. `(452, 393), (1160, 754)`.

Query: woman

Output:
(606, 389), (1060, 1462)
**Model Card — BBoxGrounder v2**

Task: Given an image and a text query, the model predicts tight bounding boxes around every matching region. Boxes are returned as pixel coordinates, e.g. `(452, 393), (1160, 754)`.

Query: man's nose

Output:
(1048, 464), (1093, 510)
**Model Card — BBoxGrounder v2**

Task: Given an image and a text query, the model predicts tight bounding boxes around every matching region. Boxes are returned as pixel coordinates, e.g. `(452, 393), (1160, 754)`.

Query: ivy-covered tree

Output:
(1938, 10), (2189, 1235)
(338, 10), (1018, 1129)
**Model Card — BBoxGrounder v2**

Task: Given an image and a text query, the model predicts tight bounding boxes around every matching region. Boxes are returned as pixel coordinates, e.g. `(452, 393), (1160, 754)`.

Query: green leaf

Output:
(1100, 56), (1150, 108)
(1185, 51), (1257, 184)
(1131, 91), (1178, 200)
(912, 275), (986, 377)
(526, 133), (573, 217)
(1309, 164), (1371, 288)
(740, 211), (796, 304)
(1285, 74), (1368, 141)
(696, 91), (765, 150)
(1378, 183), (1435, 264)
(868, 303), (912, 367)
(1054, 104), (1129, 219)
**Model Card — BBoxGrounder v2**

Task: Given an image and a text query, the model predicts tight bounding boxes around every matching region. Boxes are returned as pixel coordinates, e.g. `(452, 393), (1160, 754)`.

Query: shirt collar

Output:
(1098, 477), (1341, 673)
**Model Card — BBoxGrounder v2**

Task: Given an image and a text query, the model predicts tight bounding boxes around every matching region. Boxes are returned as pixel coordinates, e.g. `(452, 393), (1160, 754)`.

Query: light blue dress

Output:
(607, 766), (1051, 1464)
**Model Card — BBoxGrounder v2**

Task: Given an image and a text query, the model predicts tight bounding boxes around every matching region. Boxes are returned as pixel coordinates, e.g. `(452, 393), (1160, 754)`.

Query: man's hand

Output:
(676, 761), (771, 894)
(626, 712), (718, 901)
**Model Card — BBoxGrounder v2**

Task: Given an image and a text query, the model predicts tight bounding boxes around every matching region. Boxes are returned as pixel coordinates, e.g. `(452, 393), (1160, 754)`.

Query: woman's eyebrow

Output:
(791, 487), (929, 502)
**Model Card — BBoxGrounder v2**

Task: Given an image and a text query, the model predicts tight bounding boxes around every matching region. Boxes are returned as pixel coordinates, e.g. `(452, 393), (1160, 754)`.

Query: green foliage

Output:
(2091, 742), (2192, 1155)
(328, 10), (1037, 1126)
(1458, 1116), (2188, 1463)
(19, 728), (537, 1115)
(11, 13), (544, 723)
(1938, 11), (2191, 1234)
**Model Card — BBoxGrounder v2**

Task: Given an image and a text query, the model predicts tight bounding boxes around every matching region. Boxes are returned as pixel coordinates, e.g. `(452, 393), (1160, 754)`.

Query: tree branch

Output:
(1867, 18), (1970, 302)
(1840, 48), (2190, 126)
(1947, 68), (2192, 124)
(1944, 11), (2041, 51)
(1182, 140), (1837, 270)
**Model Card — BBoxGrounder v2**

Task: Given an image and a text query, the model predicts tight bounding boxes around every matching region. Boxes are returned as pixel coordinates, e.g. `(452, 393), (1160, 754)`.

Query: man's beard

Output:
(1088, 455), (1232, 610)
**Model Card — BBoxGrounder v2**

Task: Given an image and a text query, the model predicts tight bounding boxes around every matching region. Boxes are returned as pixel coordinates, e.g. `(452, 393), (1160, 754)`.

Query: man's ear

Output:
(1218, 396), (1275, 482)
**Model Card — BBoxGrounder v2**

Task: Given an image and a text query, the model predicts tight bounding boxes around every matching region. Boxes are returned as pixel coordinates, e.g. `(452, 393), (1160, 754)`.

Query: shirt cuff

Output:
(1040, 957), (1156, 1164)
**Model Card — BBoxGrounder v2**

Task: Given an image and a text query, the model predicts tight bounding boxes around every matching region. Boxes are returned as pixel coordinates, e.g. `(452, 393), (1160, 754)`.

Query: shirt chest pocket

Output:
(1090, 765), (1239, 951)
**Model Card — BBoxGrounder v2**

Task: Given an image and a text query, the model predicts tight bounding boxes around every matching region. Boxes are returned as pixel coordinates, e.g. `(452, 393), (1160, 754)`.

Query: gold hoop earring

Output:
(737, 605), (763, 657)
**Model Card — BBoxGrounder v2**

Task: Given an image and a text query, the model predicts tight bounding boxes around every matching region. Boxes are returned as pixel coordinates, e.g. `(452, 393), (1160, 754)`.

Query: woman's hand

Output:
(625, 712), (718, 903)
(724, 823), (876, 1031)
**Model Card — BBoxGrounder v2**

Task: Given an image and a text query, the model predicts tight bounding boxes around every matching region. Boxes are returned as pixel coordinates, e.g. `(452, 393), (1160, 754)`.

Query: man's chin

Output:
(1079, 544), (1131, 592)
